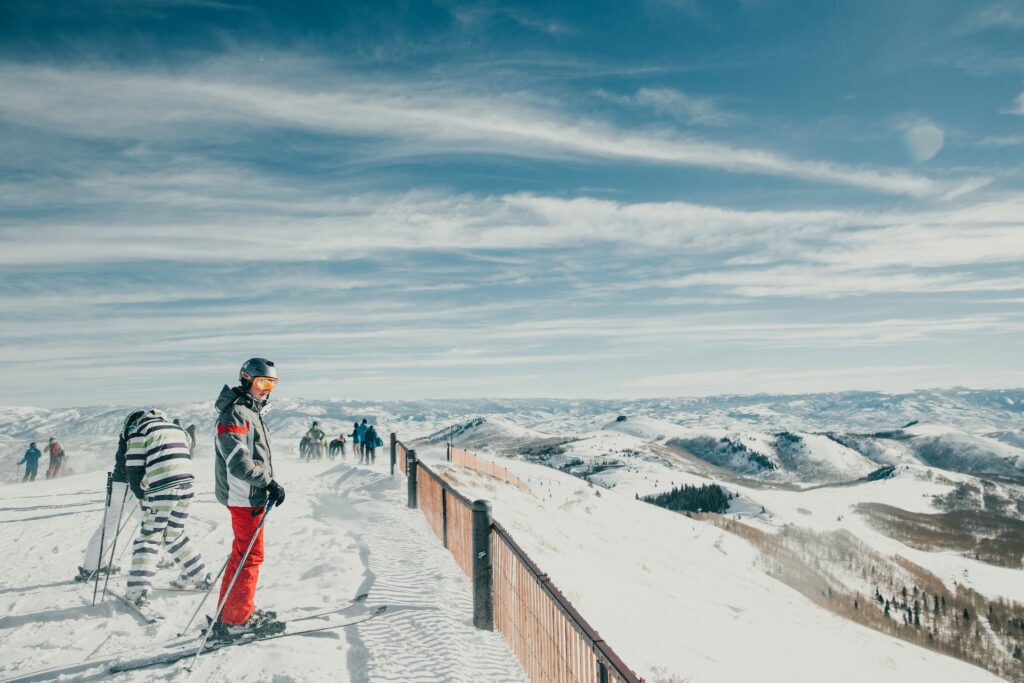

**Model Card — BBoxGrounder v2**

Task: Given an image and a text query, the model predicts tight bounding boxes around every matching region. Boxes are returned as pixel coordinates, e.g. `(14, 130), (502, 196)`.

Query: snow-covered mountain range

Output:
(3, 388), (1022, 483)
(3, 387), (1024, 681)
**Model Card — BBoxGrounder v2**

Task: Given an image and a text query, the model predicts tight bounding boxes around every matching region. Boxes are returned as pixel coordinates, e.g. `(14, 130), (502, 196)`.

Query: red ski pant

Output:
(218, 506), (265, 625)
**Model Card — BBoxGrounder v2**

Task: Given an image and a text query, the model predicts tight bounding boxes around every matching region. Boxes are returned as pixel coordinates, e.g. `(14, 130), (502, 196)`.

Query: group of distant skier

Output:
(76, 358), (288, 643)
(17, 437), (68, 482)
(300, 418), (382, 465)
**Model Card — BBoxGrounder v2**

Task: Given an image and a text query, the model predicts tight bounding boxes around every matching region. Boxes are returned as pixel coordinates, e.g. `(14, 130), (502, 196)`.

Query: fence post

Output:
(407, 449), (418, 509)
(390, 432), (397, 476)
(442, 489), (449, 548)
(471, 499), (493, 631)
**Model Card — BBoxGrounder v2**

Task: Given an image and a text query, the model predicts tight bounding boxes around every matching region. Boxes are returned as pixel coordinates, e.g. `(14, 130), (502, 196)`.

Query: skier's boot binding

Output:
(74, 565), (119, 582)
(128, 590), (150, 608)
(170, 571), (213, 590)
(210, 608), (285, 642)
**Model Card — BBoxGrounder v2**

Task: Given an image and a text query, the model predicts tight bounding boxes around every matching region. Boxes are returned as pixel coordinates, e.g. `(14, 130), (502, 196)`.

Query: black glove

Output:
(127, 468), (145, 501)
(266, 479), (286, 508)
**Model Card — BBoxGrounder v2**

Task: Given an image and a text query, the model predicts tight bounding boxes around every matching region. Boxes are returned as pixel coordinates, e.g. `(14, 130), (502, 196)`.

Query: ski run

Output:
(0, 457), (528, 682)
(1, 434), (1013, 682)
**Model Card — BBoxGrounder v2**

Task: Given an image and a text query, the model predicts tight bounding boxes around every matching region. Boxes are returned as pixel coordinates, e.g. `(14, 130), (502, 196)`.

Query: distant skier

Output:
(76, 414), (140, 582)
(350, 422), (362, 459)
(210, 358), (286, 640)
(363, 424), (380, 465)
(44, 437), (66, 479)
(329, 434), (346, 460)
(125, 410), (211, 606)
(17, 442), (41, 482)
(305, 421), (327, 461)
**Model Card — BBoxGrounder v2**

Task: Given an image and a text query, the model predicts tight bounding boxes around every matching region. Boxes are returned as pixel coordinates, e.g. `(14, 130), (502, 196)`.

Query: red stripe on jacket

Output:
(217, 422), (250, 435)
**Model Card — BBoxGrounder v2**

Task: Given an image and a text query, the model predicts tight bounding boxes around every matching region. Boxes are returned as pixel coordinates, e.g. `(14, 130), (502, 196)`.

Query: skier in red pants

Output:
(210, 358), (286, 640)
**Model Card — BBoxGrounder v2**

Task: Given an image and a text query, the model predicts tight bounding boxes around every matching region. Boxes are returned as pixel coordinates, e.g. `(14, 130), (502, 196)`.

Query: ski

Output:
(1, 599), (378, 682)
(111, 591), (165, 624)
(288, 592), (368, 623)
(109, 606), (388, 674)
(150, 585), (206, 593)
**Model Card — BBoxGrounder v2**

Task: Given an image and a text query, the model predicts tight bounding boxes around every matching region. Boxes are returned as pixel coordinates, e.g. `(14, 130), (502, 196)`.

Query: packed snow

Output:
(0, 454), (528, 682)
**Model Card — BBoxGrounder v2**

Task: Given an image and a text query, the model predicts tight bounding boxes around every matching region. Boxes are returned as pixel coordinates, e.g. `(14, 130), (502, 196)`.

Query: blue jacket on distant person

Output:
(19, 446), (42, 468)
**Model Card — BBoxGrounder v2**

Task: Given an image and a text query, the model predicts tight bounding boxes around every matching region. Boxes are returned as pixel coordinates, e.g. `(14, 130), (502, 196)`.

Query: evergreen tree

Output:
(641, 483), (730, 514)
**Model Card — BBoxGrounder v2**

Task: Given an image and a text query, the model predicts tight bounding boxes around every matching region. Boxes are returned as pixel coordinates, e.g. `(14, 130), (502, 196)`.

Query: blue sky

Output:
(1, 0), (1023, 406)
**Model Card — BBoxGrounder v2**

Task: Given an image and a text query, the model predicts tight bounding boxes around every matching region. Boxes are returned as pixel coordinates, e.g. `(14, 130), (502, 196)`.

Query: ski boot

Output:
(208, 608), (285, 642)
(127, 589), (150, 608)
(170, 571), (213, 590)
(74, 564), (120, 582)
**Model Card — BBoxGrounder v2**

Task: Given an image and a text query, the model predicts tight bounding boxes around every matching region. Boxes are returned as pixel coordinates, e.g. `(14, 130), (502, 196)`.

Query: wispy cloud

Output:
(977, 134), (1024, 147)
(0, 61), (986, 198)
(600, 87), (740, 126)
(1009, 92), (1024, 115)
(958, 2), (1024, 33)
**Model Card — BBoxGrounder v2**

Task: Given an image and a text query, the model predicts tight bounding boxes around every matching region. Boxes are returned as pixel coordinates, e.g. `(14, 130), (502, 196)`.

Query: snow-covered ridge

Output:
(3, 389), (1024, 485)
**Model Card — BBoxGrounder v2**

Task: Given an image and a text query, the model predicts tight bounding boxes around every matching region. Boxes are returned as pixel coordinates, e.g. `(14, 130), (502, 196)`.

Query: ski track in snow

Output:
(0, 457), (527, 682)
(314, 464), (527, 683)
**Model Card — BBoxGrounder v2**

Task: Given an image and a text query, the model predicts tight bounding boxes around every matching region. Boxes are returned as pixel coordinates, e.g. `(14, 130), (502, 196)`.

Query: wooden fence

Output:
(448, 445), (532, 494)
(396, 439), (408, 475)
(392, 435), (643, 683)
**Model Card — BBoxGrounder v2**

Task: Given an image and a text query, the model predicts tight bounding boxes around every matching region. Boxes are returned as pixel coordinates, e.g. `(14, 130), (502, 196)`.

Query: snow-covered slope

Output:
(7, 390), (1022, 485)
(422, 451), (1006, 683)
(0, 458), (527, 682)
(3, 389), (1024, 682)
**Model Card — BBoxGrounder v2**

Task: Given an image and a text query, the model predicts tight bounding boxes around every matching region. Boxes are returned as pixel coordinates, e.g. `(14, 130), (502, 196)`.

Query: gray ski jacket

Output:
(214, 385), (274, 508)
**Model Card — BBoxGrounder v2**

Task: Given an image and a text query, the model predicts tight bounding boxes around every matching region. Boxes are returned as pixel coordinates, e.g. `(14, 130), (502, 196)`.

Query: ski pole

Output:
(113, 504), (140, 564)
(177, 553), (230, 636)
(100, 483), (133, 603)
(92, 472), (113, 606)
(185, 501), (274, 672)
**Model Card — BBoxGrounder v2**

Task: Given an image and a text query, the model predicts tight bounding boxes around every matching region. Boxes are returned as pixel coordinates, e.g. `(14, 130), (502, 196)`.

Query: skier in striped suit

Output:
(125, 409), (210, 607)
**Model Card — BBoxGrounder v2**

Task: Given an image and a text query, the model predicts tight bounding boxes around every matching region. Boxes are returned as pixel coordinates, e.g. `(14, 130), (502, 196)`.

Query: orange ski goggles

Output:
(251, 376), (279, 392)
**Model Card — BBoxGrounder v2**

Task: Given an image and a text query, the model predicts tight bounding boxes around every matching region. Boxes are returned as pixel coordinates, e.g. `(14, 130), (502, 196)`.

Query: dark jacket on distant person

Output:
(19, 447), (42, 469)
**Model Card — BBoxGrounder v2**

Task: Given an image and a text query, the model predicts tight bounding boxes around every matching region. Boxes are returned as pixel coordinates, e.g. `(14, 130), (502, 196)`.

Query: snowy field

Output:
(0, 456), (527, 682)
(415, 449), (1005, 683)
(2, 392), (1023, 682)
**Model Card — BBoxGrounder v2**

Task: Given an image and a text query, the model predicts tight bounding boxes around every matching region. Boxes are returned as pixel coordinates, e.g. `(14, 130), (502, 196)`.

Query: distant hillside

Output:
(3, 388), (1023, 484)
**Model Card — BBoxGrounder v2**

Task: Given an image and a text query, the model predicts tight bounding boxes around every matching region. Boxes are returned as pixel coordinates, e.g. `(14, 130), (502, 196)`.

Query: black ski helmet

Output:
(239, 358), (277, 387)
(122, 410), (146, 439)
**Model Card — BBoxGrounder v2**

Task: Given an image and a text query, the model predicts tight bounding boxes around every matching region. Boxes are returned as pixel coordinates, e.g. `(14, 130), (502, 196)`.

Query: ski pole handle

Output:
(105, 472), (113, 506)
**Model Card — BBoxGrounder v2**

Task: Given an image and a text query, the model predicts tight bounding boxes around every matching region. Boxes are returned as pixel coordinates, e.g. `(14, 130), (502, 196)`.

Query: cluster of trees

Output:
(642, 483), (730, 514)
(670, 436), (776, 472)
